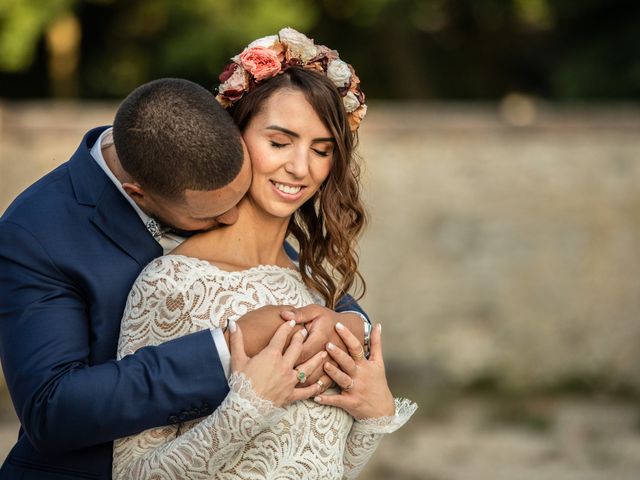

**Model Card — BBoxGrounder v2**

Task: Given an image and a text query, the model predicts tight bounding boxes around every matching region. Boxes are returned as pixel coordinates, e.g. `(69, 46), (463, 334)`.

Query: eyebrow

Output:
(266, 125), (335, 143)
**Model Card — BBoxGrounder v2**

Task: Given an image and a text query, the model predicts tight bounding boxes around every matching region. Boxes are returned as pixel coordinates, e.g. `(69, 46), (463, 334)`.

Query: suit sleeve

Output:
(0, 221), (229, 454)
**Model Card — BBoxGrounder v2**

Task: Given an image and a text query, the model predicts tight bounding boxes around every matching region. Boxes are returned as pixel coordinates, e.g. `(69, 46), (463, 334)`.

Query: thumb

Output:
(368, 323), (383, 363)
(283, 305), (318, 324)
(229, 321), (248, 372)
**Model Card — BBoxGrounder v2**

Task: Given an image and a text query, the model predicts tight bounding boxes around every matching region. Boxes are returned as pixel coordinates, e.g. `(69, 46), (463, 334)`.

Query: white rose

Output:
(279, 27), (317, 62)
(343, 91), (360, 113)
(247, 35), (279, 50)
(327, 59), (351, 88)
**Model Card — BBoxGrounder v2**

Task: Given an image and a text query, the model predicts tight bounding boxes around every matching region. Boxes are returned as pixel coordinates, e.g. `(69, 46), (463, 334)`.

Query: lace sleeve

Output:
(112, 372), (286, 479)
(342, 398), (417, 479)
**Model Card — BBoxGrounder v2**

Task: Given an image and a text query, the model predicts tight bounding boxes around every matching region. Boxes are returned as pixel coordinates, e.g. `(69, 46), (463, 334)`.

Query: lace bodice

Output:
(113, 255), (416, 479)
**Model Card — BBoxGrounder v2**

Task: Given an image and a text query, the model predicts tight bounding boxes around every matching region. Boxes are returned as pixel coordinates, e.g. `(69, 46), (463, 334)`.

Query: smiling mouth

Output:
(272, 181), (303, 195)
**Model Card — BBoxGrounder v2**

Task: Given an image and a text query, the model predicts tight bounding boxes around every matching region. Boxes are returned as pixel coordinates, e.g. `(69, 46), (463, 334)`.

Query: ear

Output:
(122, 182), (149, 209)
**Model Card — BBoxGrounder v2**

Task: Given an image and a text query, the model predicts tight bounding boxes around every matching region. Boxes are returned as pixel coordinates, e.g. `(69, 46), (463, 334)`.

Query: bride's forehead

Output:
(255, 91), (328, 132)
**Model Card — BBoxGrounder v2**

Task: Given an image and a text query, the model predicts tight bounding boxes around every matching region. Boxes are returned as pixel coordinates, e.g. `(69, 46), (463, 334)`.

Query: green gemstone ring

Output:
(296, 370), (306, 383)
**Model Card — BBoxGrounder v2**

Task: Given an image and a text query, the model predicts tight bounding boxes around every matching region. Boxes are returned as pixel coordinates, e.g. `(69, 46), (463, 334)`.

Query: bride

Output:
(113, 28), (416, 479)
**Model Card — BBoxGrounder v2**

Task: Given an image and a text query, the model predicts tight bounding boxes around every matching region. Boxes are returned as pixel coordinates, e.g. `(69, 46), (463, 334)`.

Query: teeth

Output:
(274, 182), (302, 195)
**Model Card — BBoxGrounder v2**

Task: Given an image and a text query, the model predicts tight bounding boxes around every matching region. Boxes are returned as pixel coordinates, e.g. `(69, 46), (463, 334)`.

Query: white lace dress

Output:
(113, 255), (416, 480)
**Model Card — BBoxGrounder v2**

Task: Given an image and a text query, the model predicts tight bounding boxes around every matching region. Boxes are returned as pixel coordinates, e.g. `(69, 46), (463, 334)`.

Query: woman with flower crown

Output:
(112, 28), (416, 479)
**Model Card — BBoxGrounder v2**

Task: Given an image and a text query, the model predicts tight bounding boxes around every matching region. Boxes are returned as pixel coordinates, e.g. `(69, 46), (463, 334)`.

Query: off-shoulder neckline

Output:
(159, 253), (302, 278)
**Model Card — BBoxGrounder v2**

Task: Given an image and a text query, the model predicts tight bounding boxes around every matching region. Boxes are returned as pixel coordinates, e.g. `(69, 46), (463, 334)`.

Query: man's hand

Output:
(224, 305), (302, 357)
(282, 305), (365, 390)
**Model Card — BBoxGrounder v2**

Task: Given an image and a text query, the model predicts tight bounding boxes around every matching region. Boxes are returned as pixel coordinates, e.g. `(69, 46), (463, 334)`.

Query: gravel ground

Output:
(1, 396), (639, 479)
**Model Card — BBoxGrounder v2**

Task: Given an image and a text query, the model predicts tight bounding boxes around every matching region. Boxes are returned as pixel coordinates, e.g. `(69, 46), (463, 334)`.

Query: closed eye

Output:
(312, 148), (331, 157)
(270, 141), (288, 149)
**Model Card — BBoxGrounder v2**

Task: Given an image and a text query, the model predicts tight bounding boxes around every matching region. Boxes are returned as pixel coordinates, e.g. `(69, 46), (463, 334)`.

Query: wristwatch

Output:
(362, 317), (372, 359)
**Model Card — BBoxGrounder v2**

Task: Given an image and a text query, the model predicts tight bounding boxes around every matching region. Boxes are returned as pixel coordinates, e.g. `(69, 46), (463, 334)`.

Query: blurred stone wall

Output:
(1, 100), (639, 396)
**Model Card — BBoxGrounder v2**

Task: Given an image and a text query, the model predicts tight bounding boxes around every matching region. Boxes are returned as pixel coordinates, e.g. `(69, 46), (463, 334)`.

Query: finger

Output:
(229, 321), (248, 372)
(326, 341), (357, 376)
(297, 332), (324, 364)
(314, 374), (332, 394)
(369, 323), (383, 363)
(288, 382), (322, 402)
(314, 392), (355, 411)
(283, 328), (307, 365)
(335, 322), (366, 361)
(323, 361), (354, 391)
(268, 319), (297, 352)
(295, 350), (327, 383)
(287, 304), (322, 324)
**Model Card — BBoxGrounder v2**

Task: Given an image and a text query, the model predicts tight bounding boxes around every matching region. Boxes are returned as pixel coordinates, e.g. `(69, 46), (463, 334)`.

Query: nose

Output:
(284, 147), (310, 178)
(215, 206), (239, 226)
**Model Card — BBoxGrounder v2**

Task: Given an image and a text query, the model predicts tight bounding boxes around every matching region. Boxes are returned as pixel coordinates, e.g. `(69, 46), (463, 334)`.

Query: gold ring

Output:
(353, 349), (365, 360)
(344, 379), (355, 391)
(296, 370), (306, 383)
(316, 379), (325, 391)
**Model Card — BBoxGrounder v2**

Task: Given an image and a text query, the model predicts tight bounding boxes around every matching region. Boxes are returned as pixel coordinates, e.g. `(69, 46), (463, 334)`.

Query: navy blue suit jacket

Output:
(0, 127), (367, 479)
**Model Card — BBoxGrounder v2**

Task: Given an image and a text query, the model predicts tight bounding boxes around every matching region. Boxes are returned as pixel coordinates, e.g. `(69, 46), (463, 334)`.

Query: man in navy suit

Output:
(0, 78), (367, 479)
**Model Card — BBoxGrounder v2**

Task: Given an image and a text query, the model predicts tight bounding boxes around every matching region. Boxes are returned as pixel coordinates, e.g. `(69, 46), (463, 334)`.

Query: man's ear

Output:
(122, 182), (148, 207)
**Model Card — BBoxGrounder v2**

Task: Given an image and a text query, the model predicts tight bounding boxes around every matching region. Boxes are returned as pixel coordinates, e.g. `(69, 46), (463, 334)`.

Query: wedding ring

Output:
(316, 379), (325, 392)
(296, 370), (307, 383)
(353, 348), (365, 360)
(344, 379), (355, 391)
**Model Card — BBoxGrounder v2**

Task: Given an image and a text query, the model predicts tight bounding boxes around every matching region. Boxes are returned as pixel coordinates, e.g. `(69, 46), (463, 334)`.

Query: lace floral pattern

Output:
(113, 255), (416, 479)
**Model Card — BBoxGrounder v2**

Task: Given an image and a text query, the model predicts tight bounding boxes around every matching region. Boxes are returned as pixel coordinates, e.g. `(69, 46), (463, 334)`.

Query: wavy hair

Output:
(228, 67), (367, 308)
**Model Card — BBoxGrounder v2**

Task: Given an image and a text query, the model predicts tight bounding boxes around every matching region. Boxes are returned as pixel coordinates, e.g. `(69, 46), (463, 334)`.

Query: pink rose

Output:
(239, 46), (282, 81)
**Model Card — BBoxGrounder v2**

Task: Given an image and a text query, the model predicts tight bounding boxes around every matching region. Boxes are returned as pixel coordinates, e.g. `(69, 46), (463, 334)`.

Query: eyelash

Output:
(270, 141), (331, 157)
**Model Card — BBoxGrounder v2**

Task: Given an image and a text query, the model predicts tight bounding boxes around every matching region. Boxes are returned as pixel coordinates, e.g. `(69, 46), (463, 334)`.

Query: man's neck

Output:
(102, 144), (134, 185)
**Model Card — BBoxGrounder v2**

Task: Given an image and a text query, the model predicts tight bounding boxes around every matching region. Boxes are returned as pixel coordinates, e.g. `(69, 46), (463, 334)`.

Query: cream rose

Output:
(279, 27), (317, 62)
(327, 59), (351, 88)
(239, 46), (282, 81)
(343, 91), (360, 113)
(348, 104), (368, 131)
(247, 35), (279, 50)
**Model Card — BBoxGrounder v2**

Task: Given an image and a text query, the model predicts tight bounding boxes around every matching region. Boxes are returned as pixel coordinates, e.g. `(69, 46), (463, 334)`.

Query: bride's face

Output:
(242, 88), (335, 219)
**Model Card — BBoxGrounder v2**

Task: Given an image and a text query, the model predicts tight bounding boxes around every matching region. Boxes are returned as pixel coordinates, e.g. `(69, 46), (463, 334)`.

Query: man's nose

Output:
(215, 206), (239, 226)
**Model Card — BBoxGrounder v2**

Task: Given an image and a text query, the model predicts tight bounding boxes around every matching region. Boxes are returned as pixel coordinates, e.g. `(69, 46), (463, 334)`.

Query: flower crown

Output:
(215, 27), (367, 131)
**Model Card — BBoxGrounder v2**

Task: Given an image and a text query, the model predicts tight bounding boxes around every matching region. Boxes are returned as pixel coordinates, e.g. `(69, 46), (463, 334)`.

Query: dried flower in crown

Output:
(215, 27), (367, 131)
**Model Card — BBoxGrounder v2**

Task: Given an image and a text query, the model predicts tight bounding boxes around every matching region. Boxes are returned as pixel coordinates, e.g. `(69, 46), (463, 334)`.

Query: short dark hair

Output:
(113, 78), (243, 199)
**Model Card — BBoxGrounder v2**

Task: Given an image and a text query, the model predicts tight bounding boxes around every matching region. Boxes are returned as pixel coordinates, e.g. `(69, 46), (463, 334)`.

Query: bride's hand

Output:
(314, 322), (395, 420)
(229, 319), (327, 407)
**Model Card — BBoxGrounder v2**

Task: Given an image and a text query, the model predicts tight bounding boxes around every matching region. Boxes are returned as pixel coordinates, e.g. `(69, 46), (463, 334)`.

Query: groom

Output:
(0, 78), (367, 479)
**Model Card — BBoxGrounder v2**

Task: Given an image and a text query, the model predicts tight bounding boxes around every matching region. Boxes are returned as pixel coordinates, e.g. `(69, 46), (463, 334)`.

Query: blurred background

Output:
(1, 0), (640, 478)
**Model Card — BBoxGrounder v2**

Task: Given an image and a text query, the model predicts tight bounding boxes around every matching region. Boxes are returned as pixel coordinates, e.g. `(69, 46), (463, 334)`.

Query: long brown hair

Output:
(229, 67), (367, 308)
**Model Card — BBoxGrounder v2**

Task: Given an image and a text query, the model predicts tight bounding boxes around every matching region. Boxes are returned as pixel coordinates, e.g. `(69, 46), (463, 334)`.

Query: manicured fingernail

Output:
(314, 396), (322, 403)
(336, 322), (344, 330)
(228, 320), (237, 333)
(288, 320), (296, 327)
(377, 323), (382, 333)
(300, 329), (308, 337)
(281, 311), (295, 320)
(327, 342), (335, 350)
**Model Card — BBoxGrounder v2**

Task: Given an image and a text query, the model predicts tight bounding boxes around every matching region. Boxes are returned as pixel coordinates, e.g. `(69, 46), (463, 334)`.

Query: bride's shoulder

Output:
(136, 254), (208, 287)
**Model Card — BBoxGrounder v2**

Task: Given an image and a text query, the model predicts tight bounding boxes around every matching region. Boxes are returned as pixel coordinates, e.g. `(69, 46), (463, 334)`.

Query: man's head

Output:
(112, 78), (251, 231)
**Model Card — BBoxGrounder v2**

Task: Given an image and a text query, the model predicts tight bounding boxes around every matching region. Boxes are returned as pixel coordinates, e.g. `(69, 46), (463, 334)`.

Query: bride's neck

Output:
(181, 197), (292, 269)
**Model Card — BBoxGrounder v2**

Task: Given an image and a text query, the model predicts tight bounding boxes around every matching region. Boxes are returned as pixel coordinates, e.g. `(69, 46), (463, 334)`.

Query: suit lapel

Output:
(69, 127), (162, 266)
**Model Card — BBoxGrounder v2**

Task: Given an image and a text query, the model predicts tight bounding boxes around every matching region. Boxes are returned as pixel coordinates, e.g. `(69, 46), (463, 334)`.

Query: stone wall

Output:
(1, 100), (639, 394)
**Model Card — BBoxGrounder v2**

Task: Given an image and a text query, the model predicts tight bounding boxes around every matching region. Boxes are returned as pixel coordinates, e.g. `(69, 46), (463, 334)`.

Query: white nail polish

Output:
(335, 322), (344, 330)
(300, 329), (308, 337)
(377, 323), (382, 333)
(327, 342), (335, 350)
(314, 396), (322, 403)
(229, 320), (237, 333)
(288, 320), (296, 327)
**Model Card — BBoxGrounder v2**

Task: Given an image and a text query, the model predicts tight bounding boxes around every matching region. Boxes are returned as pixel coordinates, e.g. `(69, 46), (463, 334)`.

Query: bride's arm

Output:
(112, 372), (286, 479)
(112, 257), (291, 479)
